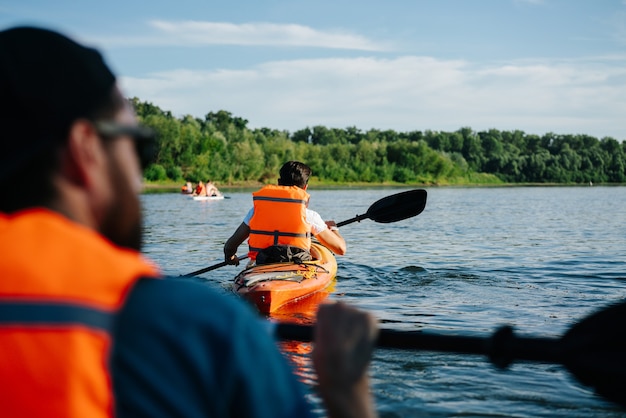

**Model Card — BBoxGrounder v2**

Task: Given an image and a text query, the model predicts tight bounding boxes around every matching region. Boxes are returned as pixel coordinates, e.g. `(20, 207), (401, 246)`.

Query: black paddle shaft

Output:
(336, 189), (427, 227)
(275, 300), (626, 408)
(180, 255), (249, 277)
(275, 323), (562, 367)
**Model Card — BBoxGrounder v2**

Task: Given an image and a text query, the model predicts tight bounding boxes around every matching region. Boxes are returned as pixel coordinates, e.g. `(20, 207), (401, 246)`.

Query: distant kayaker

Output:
(224, 160), (346, 266)
(181, 181), (193, 194)
(193, 180), (207, 196)
(0, 27), (378, 418)
(206, 179), (220, 196)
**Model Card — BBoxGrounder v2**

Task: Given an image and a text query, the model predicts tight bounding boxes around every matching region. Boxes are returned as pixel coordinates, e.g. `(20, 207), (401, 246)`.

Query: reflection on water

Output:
(268, 281), (335, 389)
(268, 282), (337, 415)
(279, 340), (316, 386)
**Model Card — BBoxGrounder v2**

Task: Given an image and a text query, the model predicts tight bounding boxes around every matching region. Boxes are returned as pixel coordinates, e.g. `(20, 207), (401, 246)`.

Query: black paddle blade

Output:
(561, 300), (626, 407)
(366, 189), (427, 223)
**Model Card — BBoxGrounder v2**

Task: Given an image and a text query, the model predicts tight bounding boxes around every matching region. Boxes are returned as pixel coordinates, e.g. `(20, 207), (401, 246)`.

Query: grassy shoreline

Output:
(143, 179), (620, 193)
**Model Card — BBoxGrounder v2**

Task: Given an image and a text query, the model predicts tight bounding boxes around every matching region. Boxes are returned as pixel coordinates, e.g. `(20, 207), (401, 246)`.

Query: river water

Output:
(141, 186), (626, 418)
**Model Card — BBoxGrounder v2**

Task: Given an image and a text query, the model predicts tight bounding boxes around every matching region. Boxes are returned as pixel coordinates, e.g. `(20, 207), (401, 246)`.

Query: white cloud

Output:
(120, 55), (626, 139)
(148, 20), (388, 50)
(93, 20), (389, 51)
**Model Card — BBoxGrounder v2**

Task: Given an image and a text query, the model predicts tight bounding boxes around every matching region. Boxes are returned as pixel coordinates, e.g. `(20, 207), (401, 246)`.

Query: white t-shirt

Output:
(243, 207), (328, 235)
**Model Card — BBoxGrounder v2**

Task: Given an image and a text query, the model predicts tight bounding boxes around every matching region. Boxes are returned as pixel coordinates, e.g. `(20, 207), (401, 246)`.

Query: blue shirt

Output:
(112, 277), (314, 418)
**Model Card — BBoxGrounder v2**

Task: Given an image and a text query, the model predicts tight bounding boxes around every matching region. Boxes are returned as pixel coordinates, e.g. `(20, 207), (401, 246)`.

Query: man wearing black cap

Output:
(0, 27), (378, 418)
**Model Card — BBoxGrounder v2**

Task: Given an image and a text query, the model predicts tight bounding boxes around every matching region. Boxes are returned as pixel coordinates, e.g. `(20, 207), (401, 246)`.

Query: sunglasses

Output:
(94, 121), (157, 170)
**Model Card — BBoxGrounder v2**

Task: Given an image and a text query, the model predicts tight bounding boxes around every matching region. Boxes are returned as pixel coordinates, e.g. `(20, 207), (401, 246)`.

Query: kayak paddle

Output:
(336, 189), (427, 227)
(180, 255), (249, 277)
(273, 300), (626, 408)
(181, 189), (427, 277)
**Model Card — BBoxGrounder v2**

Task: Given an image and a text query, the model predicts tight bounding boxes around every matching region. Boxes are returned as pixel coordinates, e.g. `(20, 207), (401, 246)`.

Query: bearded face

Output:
(96, 105), (147, 251)
(99, 157), (143, 251)
(98, 138), (144, 252)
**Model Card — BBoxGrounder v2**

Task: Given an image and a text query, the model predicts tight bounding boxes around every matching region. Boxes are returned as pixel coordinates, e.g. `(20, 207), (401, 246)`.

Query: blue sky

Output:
(2, 0), (626, 140)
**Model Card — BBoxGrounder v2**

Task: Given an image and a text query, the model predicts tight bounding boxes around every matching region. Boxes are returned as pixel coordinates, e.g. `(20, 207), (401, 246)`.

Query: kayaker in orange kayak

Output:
(224, 160), (346, 266)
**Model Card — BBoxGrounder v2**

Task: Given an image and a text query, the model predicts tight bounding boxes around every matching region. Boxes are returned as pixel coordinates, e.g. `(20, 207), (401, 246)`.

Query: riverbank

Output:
(142, 178), (618, 193)
(143, 172), (503, 192)
(143, 180), (463, 193)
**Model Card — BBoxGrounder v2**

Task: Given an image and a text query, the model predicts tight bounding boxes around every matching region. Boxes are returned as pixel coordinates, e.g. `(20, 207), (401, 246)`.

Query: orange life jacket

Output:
(248, 185), (311, 260)
(0, 209), (158, 418)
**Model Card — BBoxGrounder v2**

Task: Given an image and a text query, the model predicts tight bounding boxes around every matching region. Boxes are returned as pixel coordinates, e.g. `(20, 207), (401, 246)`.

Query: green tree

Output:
(128, 98), (626, 185)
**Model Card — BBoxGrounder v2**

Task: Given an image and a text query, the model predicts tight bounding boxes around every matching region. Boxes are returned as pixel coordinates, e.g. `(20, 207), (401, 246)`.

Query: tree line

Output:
(131, 98), (626, 185)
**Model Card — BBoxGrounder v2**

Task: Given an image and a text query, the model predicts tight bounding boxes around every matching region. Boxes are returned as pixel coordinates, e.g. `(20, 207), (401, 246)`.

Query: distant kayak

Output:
(191, 195), (226, 201)
(233, 242), (337, 314)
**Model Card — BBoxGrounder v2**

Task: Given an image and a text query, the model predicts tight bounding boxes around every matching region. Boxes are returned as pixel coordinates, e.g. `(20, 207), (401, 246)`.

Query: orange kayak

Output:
(232, 242), (337, 314)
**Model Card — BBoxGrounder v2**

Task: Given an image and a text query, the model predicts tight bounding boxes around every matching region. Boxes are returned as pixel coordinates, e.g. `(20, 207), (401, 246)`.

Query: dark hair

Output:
(0, 88), (124, 213)
(278, 161), (311, 188)
(0, 26), (120, 213)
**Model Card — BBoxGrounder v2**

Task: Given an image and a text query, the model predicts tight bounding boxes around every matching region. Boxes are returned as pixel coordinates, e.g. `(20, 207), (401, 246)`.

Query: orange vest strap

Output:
(252, 195), (308, 204)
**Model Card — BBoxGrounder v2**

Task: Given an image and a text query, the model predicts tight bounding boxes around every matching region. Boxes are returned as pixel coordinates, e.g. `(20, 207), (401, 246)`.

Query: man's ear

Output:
(61, 120), (105, 187)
